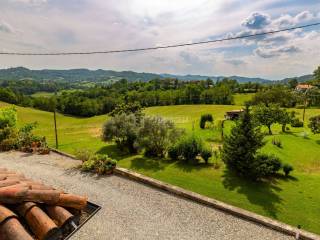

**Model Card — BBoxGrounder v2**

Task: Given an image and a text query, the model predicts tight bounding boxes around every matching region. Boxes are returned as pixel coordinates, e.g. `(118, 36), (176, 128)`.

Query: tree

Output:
(222, 105), (265, 179)
(101, 114), (139, 153)
(308, 115), (320, 134)
(253, 104), (282, 135)
(313, 65), (320, 83)
(252, 88), (297, 107)
(288, 78), (298, 89)
(278, 110), (296, 132)
(137, 116), (184, 157)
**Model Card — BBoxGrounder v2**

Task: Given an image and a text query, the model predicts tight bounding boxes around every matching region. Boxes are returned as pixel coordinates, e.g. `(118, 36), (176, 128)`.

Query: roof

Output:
(295, 84), (314, 90)
(0, 167), (87, 240)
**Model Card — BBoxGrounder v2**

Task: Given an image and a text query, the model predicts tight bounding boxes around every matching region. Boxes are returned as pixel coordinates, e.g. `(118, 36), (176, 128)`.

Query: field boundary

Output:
(51, 148), (319, 240)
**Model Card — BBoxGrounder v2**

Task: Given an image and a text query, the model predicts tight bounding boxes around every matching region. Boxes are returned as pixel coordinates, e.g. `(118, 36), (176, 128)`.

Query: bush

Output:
(200, 114), (213, 129)
(308, 115), (320, 134)
(291, 118), (304, 127)
(282, 164), (294, 176)
(170, 135), (205, 163)
(75, 149), (93, 162)
(252, 154), (282, 179)
(168, 145), (180, 160)
(81, 154), (117, 174)
(200, 148), (212, 164)
(272, 137), (282, 148)
(102, 114), (139, 153)
(138, 116), (184, 157)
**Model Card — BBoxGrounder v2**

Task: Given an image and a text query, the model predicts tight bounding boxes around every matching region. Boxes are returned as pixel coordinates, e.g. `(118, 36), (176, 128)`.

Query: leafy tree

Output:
(253, 104), (282, 135)
(308, 115), (320, 134)
(252, 88), (297, 107)
(278, 110), (296, 132)
(137, 116), (184, 157)
(221, 105), (266, 179)
(110, 102), (144, 120)
(287, 78), (298, 89)
(102, 114), (139, 153)
(313, 65), (320, 83)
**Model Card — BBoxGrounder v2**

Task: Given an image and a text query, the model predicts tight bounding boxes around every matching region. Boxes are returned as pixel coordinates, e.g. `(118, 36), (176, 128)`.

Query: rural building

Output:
(224, 110), (244, 120)
(295, 84), (314, 92)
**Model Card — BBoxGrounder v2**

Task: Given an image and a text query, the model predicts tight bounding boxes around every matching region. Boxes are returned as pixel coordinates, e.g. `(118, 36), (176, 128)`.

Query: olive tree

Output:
(138, 116), (184, 157)
(102, 114), (139, 153)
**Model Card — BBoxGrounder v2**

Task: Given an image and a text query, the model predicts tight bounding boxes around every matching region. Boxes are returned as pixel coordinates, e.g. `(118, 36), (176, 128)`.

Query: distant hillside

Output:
(279, 74), (314, 84)
(0, 67), (314, 84)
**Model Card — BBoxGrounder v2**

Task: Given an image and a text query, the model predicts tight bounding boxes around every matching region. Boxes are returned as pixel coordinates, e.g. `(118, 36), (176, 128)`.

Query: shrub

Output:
(168, 145), (180, 160)
(102, 114), (140, 153)
(81, 154), (117, 174)
(291, 118), (304, 127)
(200, 114), (213, 129)
(308, 115), (320, 134)
(272, 137), (282, 148)
(252, 154), (282, 179)
(0, 108), (18, 148)
(200, 148), (212, 164)
(171, 135), (204, 163)
(282, 164), (294, 176)
(138, 116), (184, 157)
(75, 149), (93, 162)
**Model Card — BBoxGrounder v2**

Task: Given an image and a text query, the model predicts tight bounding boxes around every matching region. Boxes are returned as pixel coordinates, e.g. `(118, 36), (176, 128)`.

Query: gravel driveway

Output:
(0, 151), (293, 240)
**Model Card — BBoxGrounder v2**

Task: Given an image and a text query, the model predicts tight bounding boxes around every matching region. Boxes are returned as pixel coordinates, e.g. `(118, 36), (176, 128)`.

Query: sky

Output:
(0, 0), (320, 80)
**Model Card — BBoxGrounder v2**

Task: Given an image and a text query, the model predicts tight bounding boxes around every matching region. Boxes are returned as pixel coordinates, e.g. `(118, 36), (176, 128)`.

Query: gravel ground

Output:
(0, 151), (293, 240)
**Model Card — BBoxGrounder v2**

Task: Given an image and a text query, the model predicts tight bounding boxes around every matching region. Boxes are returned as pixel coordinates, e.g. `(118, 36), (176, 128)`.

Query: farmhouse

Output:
(224, 110), (244, 120)
(295, 84), (314, 92)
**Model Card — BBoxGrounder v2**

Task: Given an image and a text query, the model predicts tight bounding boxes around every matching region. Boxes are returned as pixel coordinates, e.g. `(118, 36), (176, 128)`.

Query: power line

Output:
(1, 22), (320, 56)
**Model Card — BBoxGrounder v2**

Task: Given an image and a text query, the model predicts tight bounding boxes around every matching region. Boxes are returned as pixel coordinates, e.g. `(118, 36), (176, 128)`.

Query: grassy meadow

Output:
(1, 100), (320, 234)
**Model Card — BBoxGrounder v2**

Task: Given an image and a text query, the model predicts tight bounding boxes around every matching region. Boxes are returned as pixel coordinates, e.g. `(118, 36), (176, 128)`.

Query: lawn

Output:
(1, 101), (320, 235)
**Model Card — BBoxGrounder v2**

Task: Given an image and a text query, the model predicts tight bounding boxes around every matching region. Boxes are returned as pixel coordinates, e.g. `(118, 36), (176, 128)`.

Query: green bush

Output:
(168, 145), (180, 160)
(75, 149), (93, 162)
(291, 118), (304, 127)
(282, 164), (294, 176)
(102, 113), (140, 153)
(81, 154), (117, 174)
(252, 154), (282, 179)
(170, 135), (205, 163)
(138, 116), (184, 157)
(200, 114), (213, 129)
(308, 115), (320, 134)
(200, 148), (212, 164)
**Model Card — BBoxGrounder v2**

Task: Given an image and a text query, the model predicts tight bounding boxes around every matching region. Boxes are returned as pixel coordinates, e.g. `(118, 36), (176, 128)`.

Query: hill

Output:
(0, 67), (314, 84)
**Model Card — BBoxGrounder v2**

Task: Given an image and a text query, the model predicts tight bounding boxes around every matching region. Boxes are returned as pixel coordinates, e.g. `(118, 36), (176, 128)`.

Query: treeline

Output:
(0, 75), (319, 117)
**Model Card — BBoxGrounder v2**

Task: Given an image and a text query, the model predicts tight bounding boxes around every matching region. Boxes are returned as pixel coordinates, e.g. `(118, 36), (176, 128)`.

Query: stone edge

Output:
(50, 148), (320, 240)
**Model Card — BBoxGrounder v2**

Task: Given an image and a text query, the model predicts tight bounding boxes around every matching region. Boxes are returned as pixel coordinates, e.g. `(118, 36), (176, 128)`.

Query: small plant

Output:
(168, 145), (180, 160)
(272, 137), (282, 148)
(81, 154), (117, 174)
(75, 148), (93, 162)
(308, 115), (320, 134)
(200, 148), (212, 164)
(282, 164), (294, 176)
(200, 114), (213, 129)
(212, 147), (222, 169)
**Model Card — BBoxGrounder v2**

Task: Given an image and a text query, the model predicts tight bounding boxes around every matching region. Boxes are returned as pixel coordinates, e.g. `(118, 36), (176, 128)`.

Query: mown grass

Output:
(1, 101), (320, 235)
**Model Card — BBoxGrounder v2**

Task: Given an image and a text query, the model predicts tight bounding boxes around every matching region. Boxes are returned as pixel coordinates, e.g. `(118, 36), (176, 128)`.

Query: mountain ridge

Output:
(0, 67), (314, 84)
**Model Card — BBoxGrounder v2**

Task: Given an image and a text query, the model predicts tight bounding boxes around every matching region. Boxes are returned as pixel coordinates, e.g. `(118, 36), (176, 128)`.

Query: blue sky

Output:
(0, 0), (320, 79)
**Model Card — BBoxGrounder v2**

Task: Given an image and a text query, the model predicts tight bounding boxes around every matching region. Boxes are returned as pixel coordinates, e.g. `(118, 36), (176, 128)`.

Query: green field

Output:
(1, 101), (320, 235)
(31, 92), (55, 98)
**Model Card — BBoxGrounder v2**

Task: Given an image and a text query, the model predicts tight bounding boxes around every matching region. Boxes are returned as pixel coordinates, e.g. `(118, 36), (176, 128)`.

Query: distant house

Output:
(225, 110), (244, 120)
(295, 84), (314, 92)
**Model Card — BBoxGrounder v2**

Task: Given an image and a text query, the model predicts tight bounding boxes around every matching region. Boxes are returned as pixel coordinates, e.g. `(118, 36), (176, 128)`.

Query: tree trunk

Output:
(268, 125), (272, 135)
(282, 124), (286, 132)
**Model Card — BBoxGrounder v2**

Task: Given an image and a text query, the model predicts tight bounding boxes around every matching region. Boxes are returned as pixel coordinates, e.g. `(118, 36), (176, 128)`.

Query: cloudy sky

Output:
(0, 0), (320, 79)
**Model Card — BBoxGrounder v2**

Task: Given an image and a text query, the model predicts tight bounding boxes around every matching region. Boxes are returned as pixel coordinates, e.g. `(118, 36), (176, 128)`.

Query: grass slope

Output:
(1, 101), (320, 234)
